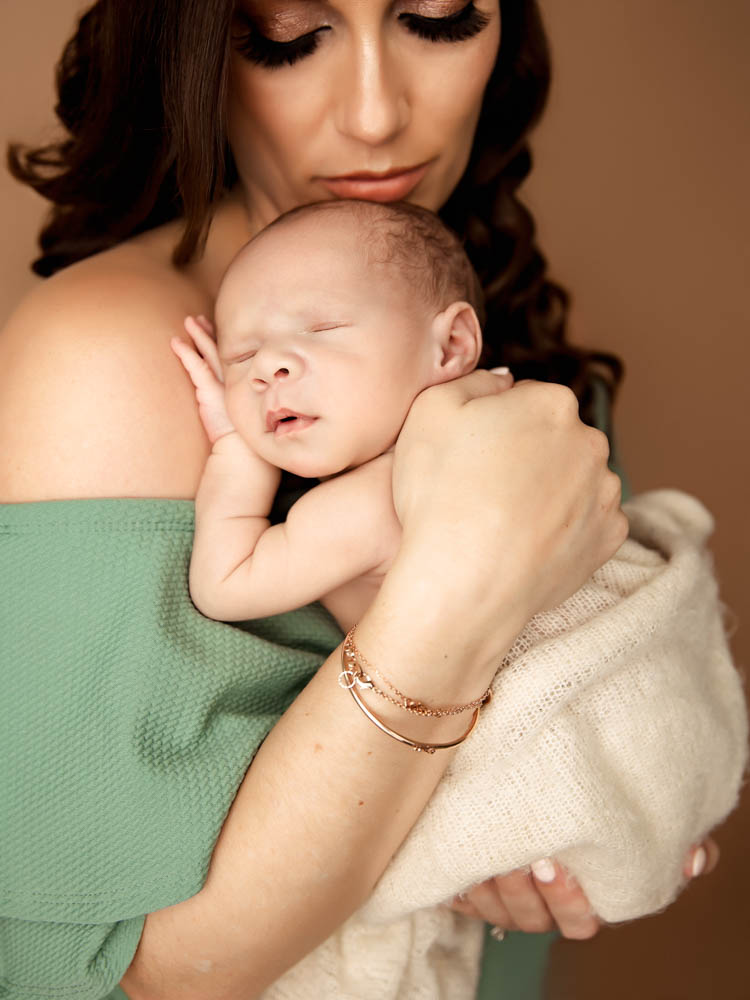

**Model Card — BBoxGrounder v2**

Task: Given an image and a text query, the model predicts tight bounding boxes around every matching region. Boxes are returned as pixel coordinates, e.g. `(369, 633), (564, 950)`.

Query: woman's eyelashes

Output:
(398, 3), (491, 44)
(233, 25), (331, 69)
(234, 2), (490, 69)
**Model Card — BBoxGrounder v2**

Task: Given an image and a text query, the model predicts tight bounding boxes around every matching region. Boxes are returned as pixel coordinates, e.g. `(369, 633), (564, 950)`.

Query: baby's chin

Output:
(281, 457), (351, 481)
(280, 449), (386, 481)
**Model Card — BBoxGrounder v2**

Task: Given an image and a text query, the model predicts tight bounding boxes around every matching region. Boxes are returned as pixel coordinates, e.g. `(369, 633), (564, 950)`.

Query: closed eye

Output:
(226, 350), (257, 364)
(398, 2), (491, 43)
(309, 322), (351, 333)
(233, 19), (331, 68)
(233, 2), (489, 71)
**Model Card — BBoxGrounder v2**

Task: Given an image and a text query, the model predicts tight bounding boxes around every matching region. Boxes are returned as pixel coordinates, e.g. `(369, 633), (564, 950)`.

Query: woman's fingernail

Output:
(691, 846), (707, 878)
(531, 858), (557, 883)
(489, 366), (511, 375)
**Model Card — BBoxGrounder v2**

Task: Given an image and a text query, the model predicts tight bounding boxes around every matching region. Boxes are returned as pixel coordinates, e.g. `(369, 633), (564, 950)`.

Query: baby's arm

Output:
(172, 319), (398, 622)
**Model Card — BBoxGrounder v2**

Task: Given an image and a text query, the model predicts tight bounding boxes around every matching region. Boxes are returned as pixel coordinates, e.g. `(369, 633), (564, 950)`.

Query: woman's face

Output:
(226, 0), (501, 229)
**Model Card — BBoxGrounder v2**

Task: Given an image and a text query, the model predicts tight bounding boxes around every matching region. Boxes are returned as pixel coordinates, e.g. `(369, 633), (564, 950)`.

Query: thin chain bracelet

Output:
(340, 642), (487, 753)
(338, 625), (493, 719)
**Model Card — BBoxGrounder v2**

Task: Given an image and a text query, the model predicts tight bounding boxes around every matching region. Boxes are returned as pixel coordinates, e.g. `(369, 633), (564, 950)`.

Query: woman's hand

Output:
(447, 838), (720, 939)
(171, 315), (235, 444)
(391, 373), (628, 670)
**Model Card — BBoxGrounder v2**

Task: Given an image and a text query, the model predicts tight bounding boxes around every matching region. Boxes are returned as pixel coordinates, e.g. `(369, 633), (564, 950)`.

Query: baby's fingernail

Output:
(691, 846), (707, 878)
(489, 366), (511, 375)
(531, 858), (556, 883)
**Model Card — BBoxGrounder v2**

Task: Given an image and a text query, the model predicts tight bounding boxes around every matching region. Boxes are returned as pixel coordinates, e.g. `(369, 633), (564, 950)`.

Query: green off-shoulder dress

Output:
(0, 382), (628, 1000)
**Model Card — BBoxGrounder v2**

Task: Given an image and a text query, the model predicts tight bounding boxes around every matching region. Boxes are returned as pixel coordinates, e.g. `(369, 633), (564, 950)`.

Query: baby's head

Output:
(215, 199), (484, 478)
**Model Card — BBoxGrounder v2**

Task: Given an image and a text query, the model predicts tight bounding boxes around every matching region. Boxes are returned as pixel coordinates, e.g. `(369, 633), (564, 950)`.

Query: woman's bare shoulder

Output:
(0, 243), (212, 502)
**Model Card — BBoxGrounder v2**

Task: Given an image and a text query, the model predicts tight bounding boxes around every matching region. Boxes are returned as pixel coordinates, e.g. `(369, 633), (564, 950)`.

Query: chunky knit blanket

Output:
(263, 490), (748, 1000)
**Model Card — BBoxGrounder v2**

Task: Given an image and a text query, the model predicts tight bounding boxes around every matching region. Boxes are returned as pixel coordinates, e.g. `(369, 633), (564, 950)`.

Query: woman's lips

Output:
(317, 163), (429, 202)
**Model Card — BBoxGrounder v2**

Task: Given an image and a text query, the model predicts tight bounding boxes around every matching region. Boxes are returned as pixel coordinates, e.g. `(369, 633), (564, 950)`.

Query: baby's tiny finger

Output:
(183, 317), (223, 382)
(194, 314), (215, 336)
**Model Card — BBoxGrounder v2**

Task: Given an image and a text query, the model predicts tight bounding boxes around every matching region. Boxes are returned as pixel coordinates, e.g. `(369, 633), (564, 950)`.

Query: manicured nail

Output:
(531, 858), (556, 883)
(489, 366), (510, 375)
(691, 846), (707, 877)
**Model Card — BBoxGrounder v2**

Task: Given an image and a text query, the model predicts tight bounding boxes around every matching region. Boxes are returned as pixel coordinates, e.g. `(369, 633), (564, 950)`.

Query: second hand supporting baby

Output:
(171, 199), (507, 643)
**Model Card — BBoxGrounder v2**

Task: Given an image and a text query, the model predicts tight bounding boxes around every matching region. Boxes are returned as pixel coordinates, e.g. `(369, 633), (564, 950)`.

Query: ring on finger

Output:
(489, 926), (506, 942)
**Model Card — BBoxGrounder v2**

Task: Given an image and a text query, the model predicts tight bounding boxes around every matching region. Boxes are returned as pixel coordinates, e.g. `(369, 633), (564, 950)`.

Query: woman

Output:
(0, 1), (717, 997)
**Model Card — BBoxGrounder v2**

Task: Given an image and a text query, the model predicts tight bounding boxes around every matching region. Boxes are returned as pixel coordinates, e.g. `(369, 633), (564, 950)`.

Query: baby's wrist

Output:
(201, 432), (281, 504)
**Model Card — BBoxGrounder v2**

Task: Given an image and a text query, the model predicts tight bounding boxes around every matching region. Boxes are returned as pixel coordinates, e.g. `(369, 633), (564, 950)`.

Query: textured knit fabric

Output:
(363, 489), (748, 923)
(258, 490), (747, 1000)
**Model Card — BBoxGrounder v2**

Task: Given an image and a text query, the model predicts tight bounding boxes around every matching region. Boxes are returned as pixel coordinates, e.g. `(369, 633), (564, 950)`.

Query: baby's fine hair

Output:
(261, 200), (486, 325)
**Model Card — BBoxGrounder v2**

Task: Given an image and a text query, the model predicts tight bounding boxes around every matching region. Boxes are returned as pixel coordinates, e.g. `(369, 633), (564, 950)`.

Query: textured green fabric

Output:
(0, 499), (342, 997)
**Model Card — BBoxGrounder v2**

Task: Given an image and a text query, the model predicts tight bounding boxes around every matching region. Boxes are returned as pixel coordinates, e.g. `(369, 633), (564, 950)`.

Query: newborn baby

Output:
(173, 198), (502, 631)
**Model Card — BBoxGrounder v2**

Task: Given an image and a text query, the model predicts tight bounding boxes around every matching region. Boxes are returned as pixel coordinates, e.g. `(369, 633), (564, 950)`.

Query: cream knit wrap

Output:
(264, 490), (748, 1000)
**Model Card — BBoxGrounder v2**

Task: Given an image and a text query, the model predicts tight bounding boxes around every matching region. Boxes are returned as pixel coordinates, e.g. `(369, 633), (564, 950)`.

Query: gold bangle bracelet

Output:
(345, 673), (489, 754)
(341, 625), (493, 718)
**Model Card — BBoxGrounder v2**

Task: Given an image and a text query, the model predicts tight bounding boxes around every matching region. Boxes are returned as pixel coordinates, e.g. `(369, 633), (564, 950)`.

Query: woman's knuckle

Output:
(615, 510), (630, 543)
(546, 382), (579, 418)
(605, 469), (622, 498)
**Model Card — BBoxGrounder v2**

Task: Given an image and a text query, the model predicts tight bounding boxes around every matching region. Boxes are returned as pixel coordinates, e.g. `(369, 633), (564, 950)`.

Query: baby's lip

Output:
(266, 407), (316, 433)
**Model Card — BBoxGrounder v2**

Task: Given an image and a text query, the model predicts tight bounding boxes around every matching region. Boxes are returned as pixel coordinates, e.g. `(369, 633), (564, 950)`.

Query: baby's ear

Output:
(429, 301), (483, 382)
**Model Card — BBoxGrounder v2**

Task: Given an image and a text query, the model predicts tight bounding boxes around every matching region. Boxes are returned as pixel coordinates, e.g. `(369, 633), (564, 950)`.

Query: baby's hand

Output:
(171, 316), (236, 444)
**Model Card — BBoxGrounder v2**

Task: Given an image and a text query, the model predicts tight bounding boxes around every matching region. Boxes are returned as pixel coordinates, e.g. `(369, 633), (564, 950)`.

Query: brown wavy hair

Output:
(7, 0), (622, 424)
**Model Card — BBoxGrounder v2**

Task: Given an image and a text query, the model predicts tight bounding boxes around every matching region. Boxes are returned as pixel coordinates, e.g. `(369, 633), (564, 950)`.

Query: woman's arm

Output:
(0, 271), (625, 999)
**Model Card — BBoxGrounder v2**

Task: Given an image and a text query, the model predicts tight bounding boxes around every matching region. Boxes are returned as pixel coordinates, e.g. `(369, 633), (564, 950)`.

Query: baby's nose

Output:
(250, 345), (305, 390)
(252, 365), (292, 390)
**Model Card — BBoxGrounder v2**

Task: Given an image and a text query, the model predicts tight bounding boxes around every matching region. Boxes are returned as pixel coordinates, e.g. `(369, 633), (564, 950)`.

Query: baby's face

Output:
(215, 213), (438, 478)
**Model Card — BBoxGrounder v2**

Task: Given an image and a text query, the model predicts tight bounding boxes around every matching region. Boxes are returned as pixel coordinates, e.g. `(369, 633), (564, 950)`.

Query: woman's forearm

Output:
(121, 572), (517, 1000)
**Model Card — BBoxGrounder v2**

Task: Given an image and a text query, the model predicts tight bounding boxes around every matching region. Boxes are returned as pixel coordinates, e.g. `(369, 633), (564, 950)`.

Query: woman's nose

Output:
(250, 347), (304, 391)
(335, 38), (409, 145)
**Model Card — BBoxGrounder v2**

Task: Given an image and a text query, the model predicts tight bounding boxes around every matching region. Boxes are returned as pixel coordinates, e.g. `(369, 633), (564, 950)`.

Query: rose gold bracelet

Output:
(339, 637), (491, 753)
(339, 625), (492, 718)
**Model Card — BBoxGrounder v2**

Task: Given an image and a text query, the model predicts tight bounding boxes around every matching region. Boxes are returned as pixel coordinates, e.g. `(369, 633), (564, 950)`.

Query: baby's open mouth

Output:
(266, 408), (317, 435)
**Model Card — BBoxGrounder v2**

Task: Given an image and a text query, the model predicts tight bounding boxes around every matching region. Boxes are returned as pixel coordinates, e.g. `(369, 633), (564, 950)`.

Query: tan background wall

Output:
(526, 3), (750, 998)
(2, 2), (748, 997)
